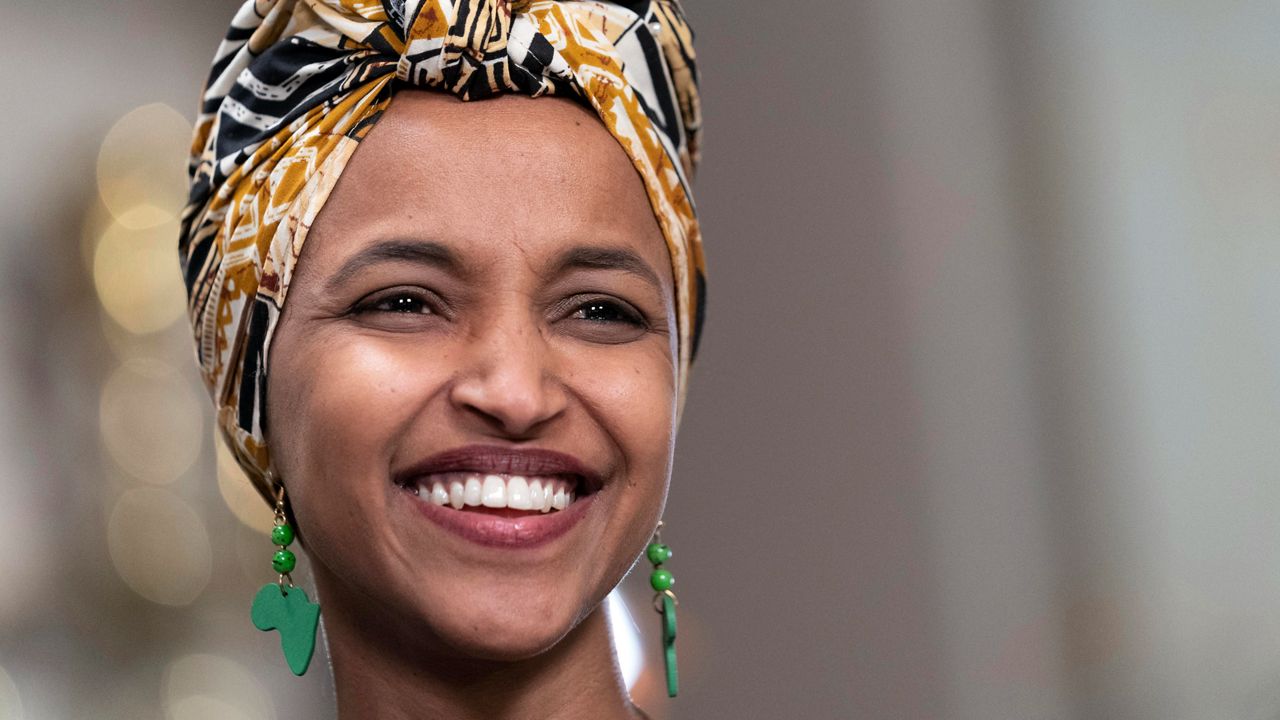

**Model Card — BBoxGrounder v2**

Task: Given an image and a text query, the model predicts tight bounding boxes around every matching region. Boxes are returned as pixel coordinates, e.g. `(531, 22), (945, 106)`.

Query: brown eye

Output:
(571, 299), (643, 326)
(375, 294), (432, 314)
(349, 287), (447, 331)
(560, 296), (649, 344)
(352, 287), (440, 315)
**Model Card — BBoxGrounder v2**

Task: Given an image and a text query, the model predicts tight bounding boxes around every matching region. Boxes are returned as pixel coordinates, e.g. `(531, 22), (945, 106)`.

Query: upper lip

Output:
(394, 444), (603, 494)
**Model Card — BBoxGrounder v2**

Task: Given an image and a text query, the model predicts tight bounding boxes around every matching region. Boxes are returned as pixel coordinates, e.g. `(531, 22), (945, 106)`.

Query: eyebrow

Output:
(324, 239), (664, 293)
(552, 246), (664, 291)
(325, 240), (461, 291)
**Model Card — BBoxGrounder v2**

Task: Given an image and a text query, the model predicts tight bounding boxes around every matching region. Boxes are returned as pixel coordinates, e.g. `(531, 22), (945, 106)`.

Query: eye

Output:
(348, 287), (447, 331)
(352, 287), (438, 315)
(559, 295), (649, 344)
(571, 299), (644, 326)
(372, 293), (432, 314)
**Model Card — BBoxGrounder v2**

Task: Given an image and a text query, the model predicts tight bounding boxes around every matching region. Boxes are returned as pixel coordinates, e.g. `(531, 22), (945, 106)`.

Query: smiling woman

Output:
(267, 92), (680, 711)
(176, 1), (703, 718)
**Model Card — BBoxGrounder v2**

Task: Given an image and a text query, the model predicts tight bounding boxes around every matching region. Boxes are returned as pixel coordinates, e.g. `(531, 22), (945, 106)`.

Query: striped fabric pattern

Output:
(179, 0), (705, 504)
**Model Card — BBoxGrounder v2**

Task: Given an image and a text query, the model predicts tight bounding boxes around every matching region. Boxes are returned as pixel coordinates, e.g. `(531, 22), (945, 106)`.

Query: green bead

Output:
(271, 524), (295, 547)
(650, 568), (674, 591)
(272, 549), (297, 574)
(646, 542), (671, 566)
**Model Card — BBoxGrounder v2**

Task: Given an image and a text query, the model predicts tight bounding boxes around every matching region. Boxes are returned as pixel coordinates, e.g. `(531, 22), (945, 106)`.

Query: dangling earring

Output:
(250, 478), (321, 676)
(646, 520), (678, 697)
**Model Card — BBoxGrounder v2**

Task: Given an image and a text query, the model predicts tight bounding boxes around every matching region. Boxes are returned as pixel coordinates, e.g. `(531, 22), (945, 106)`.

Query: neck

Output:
(316, 580), (643, 720)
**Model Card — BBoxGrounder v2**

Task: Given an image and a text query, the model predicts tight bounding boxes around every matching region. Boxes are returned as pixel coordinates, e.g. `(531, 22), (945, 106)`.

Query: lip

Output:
(403, 491), (596, 549)
(393, 444), (603, 549)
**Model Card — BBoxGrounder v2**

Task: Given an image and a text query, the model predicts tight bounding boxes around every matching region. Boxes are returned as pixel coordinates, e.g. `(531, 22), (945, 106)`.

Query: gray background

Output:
(2, 1), (1280, 718)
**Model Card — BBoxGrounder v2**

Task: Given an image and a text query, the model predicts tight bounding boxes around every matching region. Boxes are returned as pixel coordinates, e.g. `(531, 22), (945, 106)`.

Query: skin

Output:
(265, 91), (678, 720)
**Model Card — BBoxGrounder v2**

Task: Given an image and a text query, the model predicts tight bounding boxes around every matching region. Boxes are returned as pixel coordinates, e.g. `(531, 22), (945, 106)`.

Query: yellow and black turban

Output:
(179, 0), (705, 503)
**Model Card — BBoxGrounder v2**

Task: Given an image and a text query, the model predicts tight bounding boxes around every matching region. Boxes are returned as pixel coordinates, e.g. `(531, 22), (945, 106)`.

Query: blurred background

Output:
(2, 1), (1279, 718)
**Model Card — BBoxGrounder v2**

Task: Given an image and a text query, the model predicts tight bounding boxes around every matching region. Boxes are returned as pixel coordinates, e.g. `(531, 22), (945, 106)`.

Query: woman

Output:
(178, 1), (705, 718)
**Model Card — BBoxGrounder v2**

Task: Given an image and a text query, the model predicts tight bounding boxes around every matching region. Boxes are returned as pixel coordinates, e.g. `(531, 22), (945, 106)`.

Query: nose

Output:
(448, 312), (569, 438)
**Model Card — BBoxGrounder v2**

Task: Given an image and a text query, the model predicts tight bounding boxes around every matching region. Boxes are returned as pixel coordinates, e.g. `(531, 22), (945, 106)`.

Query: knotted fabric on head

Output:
(180, 0), (705, 504)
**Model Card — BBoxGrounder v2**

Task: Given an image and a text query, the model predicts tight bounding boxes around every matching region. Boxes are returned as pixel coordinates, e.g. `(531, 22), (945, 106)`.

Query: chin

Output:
(422, 601), (586, 662)
(358, 562), (593, 662)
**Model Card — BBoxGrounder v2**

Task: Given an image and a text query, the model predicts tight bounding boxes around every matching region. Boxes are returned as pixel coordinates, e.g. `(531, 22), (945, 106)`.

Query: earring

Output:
(250, 479), (321, 676)
(647, 520), (678, 697)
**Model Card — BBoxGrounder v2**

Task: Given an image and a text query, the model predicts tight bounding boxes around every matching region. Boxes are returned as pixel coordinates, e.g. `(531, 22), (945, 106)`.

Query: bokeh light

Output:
(96, 103), (191, 230)
(93, 218), (188, 335)
(216, 435), (273, 535)
(164, 654), (275, 720)
(99, 359), (203, 484)
(107, 488), (212, 606)
(79, 195), (115, 277)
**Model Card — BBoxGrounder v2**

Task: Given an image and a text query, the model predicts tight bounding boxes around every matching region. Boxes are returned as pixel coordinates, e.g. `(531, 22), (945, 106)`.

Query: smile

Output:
(403, 473), (577, 513)
(393, 445), (599, 547)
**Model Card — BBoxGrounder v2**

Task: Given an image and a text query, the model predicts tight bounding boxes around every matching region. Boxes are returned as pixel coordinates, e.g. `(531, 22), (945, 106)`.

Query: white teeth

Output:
(508, 476), (532, 510)
(412, 473), (578, 512)
(464, 477), (482, 506)
(431, 483), (449, 506)
(529, 479), (544, 511)
(481, 474), (506, 508)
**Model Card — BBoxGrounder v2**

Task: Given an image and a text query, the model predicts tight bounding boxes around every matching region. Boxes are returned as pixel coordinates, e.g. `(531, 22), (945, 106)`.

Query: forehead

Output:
(305, 91), (669, 276)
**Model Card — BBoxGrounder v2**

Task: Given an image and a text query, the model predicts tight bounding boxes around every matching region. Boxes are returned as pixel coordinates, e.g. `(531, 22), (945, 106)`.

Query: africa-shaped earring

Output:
(647, 520), (678, 697)
(250, 479), (321, 676)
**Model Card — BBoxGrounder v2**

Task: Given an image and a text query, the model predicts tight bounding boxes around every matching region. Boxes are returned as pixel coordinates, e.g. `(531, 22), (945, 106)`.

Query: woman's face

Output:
(265, 91), (678, 661)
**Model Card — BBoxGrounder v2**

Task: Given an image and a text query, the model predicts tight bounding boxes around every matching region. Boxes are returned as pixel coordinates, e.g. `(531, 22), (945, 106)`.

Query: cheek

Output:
(269, 333), (451, 518)
(559, 340), (676, 478)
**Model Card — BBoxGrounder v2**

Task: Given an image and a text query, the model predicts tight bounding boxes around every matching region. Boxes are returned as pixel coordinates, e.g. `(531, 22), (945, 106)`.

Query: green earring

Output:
(250, 480), (321, 676)
(647, 520), (678, 698)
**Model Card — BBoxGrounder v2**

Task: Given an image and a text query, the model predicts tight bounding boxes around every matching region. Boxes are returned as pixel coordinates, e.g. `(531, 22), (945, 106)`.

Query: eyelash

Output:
(567, 297), (646, 327)
(354, 289), (439, 316)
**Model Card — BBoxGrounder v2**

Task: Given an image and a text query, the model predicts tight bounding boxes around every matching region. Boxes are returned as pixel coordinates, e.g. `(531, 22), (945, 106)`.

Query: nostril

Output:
(448, 372), (568, 438)
(457, 398), (561, 440)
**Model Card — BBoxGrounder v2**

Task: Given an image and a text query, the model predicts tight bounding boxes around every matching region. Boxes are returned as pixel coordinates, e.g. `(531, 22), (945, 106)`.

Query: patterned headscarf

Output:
(180, 0), (705, 504)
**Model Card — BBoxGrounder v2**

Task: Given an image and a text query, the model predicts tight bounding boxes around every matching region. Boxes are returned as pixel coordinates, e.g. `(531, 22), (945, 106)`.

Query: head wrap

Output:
(180, 0), (705, 503)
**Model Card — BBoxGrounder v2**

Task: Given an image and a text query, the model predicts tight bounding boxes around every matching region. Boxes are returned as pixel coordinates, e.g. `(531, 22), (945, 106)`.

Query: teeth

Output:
(464, 477), (482, 506)
(481, 474), (506, 508)
(412, 473), (577, 513)
(508, 476), (532, 510)
(529, 479), (544, 510)
(431, 483), (449, 507)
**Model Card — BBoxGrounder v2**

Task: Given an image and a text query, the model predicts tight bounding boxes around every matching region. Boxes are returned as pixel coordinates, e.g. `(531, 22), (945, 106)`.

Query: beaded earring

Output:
(250, 479), (321, 676)
(647, 520), (678, 697)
